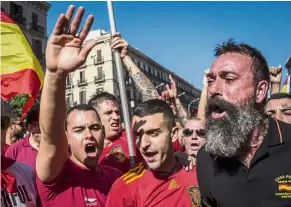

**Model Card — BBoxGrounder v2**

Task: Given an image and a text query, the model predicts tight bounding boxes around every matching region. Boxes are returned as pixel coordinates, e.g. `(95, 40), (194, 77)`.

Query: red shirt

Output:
(2, 144), (10, 155)
(5, 136), (37, 169)
(106, 162), (200, 207)
(37, 158), (122, 207)
(99, 131), (143, 173)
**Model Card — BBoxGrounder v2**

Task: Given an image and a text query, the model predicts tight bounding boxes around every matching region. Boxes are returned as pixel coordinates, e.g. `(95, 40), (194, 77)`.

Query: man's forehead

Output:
(210, 53), (253, 74)
(132, 113), (164, 131)
(185, 119), (204, 128)
(267, 98), (291, 107)
(97, 100), (119, 110)
(68, 110), (99, 123)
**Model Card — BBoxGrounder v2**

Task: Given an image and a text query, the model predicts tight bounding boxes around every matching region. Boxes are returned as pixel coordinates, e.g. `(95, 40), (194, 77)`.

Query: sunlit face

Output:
(132, 113), (178, 172)
(207, 53), (257, 119)
(1, 115), (10, 153)
(265, 98), (291, 124)
(66, 110), (104, 168)
(94, 100), (121, 140)
(183, 119), (206, 157)
(10, 118), (23, 137)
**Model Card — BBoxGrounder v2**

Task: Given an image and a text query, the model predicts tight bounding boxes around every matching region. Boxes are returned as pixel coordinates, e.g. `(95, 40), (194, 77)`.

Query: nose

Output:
(140, 135), (151, 151)
(112, 112), (120, 121)
(84, 127), (94, 140)
(274, 111), (283, 122)
(208, 79), (223, 98)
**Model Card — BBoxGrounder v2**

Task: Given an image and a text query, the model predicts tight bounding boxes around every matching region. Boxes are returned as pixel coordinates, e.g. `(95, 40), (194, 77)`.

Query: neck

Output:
(5, 132), (13, 145)
(104, 138), (113, 147)
(155, 154), (178, 175)
(29, 135), (40, 150)
(240, 120), (268, 167)
(70, 155), (98, 171)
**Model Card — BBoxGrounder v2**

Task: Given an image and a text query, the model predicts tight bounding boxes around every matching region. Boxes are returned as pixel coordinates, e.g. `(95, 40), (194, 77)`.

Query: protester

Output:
(5, 113), (24, 144)
(265, 92), (291, 124)
(197, 39), (291, 207)
(106, 99), (200, 207)
(88, 92), (142, 172)
(183, 117), (206, 159)
(1, 101), (39, 206)
(36, 5), (122, 206)
(5, 107), (41, 168)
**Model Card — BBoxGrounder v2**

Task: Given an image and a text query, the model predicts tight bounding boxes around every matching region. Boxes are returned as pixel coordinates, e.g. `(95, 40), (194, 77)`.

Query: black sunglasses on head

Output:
(182, 128), (206, 137)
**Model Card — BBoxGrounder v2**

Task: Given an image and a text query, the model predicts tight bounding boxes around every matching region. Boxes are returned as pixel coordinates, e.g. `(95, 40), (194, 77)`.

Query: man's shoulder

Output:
(5, 139), (26, 157)
(118, 162), (147, 185)
(197, 145), (212, 163)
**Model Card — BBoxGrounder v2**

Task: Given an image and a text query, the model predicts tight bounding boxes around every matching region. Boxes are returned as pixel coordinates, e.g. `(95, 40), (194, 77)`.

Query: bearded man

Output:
(196, 40), (291, 207)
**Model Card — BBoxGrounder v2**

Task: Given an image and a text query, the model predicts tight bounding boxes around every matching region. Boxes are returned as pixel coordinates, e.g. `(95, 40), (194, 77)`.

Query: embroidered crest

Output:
(108, 144), (126, 162)
(188, 186), (201, 207)
(275, 174), (291, 199)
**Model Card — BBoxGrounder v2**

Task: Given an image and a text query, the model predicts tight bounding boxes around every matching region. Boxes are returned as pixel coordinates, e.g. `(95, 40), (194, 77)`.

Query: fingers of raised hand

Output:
(70, 7), (85, 36)
(79, 15), (94, 41)
(110, 38), (128, 49)
(62, 5), (76, 33)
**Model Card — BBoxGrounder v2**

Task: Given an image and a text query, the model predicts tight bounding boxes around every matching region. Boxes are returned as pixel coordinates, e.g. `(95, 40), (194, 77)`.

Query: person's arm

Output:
(269, 65), (282, 94)
(110, 36), (159, 101)
(197, 69), (209, 120)
(161, 74), (188, 126)
(36, 5), (97, 183)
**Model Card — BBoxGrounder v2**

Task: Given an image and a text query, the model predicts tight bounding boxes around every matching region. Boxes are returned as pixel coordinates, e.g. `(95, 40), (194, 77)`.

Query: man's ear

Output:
(171, 126), (179, 143)
(256, 80), (269, 104)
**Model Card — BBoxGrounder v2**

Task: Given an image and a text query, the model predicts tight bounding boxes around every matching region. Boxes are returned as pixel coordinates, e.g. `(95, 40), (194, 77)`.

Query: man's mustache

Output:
(206, 96), (237, 115)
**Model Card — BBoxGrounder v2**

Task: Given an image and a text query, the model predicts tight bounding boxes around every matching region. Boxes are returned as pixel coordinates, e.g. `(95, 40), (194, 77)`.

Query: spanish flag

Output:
(278, 183), (291, 192)
(1, 10), (44, 119)
(281, 75), (290, 94)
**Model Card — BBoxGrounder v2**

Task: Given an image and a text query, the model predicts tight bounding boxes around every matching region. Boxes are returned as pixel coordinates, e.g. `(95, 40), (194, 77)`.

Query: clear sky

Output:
(47, 1), (291, 90)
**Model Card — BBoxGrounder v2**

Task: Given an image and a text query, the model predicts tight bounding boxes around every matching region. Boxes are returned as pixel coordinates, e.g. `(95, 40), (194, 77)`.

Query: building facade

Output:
(1, 1), (51, 70)
(65, 30), (201, 116)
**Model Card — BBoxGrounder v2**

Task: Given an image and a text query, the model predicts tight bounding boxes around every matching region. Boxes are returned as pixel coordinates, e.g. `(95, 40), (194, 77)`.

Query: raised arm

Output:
(36, 5), (97, 183)
(110, 36), (159, 101)
(269, 65), (282, 95)
(161, 74), (188, 126)
(197, 69), (209, 120)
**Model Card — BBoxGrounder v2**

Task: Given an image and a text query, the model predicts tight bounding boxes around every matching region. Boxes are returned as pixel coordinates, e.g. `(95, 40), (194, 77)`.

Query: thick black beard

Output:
(205, 96), (263, 158)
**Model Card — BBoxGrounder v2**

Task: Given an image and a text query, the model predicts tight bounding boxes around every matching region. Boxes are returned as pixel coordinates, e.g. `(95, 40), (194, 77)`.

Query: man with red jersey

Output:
(36, 5), (122, 206)
(106, 99), (200, 207)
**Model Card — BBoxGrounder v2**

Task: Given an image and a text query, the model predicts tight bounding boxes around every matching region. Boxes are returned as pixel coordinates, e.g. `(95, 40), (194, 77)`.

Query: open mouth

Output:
(85, 144), (97, 157)
(143, 152), (157, 162)
(211, 105), (227, 119)
(110, 123), (119, 130)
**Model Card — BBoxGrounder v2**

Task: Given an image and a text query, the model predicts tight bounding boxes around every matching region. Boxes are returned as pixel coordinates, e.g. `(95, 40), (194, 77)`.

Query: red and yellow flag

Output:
(1, 10), (44, 119)
(281, 75), (290, 94)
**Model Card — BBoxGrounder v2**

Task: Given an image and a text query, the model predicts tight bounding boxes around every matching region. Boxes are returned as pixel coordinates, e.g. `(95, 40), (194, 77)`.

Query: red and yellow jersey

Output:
(106, 163), (201, 207)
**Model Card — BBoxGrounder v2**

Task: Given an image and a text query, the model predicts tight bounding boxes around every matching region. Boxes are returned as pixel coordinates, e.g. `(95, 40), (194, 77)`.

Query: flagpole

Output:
(107, 1), (136, 167)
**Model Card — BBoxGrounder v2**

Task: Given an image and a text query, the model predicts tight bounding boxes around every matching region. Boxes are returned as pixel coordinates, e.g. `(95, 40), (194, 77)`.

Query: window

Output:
(32, 39), (42, 59)
(79, 91), (86, 104)
(11, 3), (23, 17)
(80, 71), (85, 82)
(97, 49), (102, 61)
(66, 96), (71, 106)
(66, 75), (72, 85)
(154, 69), (158, 77)
(32, 13), (38, 24)
(97, 67), (103, 78)
(137, 61), (141, 68)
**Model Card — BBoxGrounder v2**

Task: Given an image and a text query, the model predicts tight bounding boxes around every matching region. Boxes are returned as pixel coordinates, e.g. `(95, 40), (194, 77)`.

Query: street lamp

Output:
(187, 98), (200, 114)
(155, 82), (164, 89)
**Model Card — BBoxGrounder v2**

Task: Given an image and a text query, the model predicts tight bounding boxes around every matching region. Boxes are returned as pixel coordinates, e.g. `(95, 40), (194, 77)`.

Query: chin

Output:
(147, 163), (161, 171)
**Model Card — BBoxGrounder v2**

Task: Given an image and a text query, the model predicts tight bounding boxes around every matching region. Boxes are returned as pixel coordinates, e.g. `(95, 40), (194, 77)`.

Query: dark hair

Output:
(133, 99), (175, 130)
(214, 39), (270, 87)
(267, 93), (291, 103)
(26, 107), (39, 125)
(65, 104), (101, 131)
(88, 92), (119, 109)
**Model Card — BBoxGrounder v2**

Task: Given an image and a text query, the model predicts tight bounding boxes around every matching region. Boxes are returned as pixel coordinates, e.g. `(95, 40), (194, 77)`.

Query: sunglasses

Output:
(1, 115), (10, 131)
(182, 128), (206, 137)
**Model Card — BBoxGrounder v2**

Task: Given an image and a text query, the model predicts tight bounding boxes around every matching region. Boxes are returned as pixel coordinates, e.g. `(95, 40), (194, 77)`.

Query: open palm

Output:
(46, 6), (97, 73)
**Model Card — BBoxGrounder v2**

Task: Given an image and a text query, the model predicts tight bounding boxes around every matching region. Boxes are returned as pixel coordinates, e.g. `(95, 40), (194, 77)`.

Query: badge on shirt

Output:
(108, 145), (126, 162)
(188, 186), (201, 207)
(274, 174), (291, 199)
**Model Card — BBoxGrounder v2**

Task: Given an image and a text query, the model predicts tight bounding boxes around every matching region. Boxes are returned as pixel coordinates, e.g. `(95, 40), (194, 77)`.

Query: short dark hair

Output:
(214, 39), (270, 87)
(65, 104), (101, 131)
(88, 92), (119, 109)
(267, 93), (291, 103)
(26, 107), (39, 125)
(133, 99), (175, 130)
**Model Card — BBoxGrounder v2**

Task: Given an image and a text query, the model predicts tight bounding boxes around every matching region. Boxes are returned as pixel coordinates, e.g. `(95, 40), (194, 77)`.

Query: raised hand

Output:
(161, 74), (178, 114)
(46, 5), (97, 74)
(110, 34), (129, 59)
(269, 65), (282, 84)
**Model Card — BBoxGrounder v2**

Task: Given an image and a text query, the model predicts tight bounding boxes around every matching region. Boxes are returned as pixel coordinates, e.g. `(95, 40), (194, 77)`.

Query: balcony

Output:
(66, 82), (73, 89)
(29, 22), (45, 35)
(77, 79), (87, 86)
(93, 57), (104, 65)
(94, 75), (105, 83)
(11, 14), (26, 25)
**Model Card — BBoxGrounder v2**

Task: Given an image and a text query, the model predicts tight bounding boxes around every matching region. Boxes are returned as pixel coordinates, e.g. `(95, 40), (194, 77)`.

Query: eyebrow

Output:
(279, 104), (291, 110)
(72, 123), (101, 130)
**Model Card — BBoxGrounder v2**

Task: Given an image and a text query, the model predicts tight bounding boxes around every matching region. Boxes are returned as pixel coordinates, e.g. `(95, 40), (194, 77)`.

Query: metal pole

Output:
(107, 1), (136, 167)
(178, 92), (185, 97)
(187, 98), (200, 114)
(155, 82), (164, 89)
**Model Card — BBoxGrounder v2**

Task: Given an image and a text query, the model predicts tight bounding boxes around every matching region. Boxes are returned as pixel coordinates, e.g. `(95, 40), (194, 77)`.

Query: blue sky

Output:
(47, 1), (291, 90)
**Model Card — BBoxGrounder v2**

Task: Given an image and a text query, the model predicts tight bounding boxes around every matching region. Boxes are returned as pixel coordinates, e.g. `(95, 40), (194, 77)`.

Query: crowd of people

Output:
(1, 5), (291, 207)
